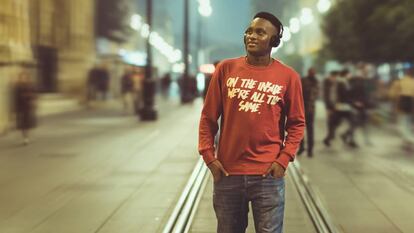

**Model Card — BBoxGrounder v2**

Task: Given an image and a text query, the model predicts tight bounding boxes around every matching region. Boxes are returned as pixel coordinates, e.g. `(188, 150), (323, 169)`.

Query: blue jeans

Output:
(213, 175), (285, 233)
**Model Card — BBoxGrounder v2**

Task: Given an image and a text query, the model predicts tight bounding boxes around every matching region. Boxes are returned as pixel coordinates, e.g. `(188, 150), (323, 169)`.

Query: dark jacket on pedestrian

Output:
(14, 82), (36, 129)
(302, 75), (319, 114)
(121, 73), (134, 94)
(323, 78), (336, 111)
(349, 76), (375, 110)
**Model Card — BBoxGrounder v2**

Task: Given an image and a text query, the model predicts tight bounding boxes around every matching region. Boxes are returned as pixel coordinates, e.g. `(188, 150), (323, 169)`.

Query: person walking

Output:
(323, 69), (357, 147)
(298, 67), (319, 157)
(198, 12), (305, 233)
(120, 66), (135, 114)
(389, 67), (414, 151)
(14, 71), (37, 145)
(349, 65), (375, 145)
(323, 71), (338, 146)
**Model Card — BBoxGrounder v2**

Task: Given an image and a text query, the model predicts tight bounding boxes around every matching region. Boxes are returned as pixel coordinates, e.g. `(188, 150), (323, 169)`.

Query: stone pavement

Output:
(190, 101), (414, 233)
(1, 97), (414, 233)
(296, 102), (414, 233)
(0, 96), (202, 233)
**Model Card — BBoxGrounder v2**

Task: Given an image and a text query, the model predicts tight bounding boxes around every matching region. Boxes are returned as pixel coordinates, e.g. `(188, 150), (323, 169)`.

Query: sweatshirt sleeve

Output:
(198, 63), (224, 164)
(276, 70), (306, 169)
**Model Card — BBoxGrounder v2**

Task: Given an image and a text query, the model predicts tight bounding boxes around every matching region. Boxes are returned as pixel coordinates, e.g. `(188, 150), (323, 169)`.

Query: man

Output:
(198, 12), (305, 233)
(298, 68), (319, 157)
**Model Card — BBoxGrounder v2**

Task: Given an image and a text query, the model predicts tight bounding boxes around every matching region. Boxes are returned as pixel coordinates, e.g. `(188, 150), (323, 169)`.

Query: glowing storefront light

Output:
(123, 51), (147, 66)
(172, 62), (185, 73)
(199, 63), (215, 74)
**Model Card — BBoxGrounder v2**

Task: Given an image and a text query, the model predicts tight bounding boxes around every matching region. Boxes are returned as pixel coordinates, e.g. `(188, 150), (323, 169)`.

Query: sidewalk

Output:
(296, 102), (414, 233)
(0, 95), (202, 233)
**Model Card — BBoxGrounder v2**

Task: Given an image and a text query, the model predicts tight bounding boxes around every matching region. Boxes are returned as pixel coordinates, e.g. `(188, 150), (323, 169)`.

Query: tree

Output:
(322, 0), (414, 63)
(96, 0), (132, 43)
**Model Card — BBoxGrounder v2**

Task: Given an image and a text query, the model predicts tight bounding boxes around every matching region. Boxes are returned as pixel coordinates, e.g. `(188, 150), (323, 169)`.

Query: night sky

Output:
(136, 0), (253, 62)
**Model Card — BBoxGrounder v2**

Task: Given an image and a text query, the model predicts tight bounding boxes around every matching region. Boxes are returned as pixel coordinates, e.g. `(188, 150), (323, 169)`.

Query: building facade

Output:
(0, 0), (96, 133)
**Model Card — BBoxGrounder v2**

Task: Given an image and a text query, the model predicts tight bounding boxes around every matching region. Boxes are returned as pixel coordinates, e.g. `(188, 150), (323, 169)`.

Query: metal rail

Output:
(162, 158), (209, 233)
(288, 160), (340, 233)
(163, 158), (340, 233)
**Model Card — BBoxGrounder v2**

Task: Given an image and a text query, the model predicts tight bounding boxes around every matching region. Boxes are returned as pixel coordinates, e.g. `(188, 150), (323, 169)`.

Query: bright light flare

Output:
(300, 8), (314, 25)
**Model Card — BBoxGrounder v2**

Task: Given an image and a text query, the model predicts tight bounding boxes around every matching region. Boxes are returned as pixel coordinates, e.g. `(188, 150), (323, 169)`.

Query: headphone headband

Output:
(253, 12), (283, 39)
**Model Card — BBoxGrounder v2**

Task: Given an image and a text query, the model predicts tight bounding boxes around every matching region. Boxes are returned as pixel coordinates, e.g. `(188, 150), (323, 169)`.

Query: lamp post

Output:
(180, 0), (194, 103)
(196, 0), (212, 70)
(140, 0), (157, 120)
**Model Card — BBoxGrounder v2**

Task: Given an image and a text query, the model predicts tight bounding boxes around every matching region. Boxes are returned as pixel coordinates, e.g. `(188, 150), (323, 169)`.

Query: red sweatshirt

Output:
(198, 57), (305, 175)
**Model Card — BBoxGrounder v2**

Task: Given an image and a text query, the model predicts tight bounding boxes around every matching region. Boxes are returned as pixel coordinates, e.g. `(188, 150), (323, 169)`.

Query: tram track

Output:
(163, 158), (340, 233)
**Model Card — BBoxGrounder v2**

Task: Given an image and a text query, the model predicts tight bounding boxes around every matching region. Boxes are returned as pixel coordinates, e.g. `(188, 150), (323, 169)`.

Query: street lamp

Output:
(140, 0), (157, 120)
(198, 0), (212, 17)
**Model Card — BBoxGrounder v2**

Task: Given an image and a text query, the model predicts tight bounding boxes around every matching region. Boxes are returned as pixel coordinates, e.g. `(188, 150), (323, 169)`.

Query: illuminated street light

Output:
(198, 5), (212, 17)
(129, 13), (183, 64)
(141, 24), (150, 38)
(300, 8), (314, 25)
(289, 17), (301, 33)
(198, 0), (212, 17)
(130, 14), (142, 30)
(317, 0), (331, 13)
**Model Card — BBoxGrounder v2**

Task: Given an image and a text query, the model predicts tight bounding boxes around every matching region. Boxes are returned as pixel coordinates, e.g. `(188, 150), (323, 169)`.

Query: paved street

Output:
(297, 103), (414, 233)
(0, 97), (201, 233)
(1, 99), (414, 233)
(190, 102), (414, 233)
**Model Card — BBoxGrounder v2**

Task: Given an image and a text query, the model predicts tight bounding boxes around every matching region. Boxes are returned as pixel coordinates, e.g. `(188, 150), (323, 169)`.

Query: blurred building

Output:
(0, 0), (95, 133)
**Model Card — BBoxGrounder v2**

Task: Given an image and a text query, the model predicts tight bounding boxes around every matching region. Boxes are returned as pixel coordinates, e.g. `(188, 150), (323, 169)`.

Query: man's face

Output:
(244, 18), (277, 56)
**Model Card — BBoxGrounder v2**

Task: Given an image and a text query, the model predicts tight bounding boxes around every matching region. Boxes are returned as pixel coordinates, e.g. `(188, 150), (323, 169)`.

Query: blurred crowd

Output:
(8, 62), (414, 152)
(86, 63), (145, 115)
(298, 64), (414, 157)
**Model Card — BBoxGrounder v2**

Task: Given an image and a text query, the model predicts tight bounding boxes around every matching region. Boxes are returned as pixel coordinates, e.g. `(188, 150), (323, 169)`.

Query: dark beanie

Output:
(253, 12), (283, 33)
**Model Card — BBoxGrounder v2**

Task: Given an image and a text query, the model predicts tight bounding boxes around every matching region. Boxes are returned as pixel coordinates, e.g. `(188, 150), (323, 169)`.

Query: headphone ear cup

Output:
(270, 36), (280, 47)
(273, 37), (280, 47)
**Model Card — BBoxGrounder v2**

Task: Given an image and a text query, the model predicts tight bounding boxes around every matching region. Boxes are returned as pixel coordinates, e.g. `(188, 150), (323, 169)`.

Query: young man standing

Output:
(198, 12), (305, 233)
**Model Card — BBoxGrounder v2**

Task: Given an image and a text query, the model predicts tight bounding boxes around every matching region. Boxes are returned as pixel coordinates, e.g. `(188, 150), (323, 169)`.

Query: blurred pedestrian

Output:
(96, 63), (110, 100)
(323, 69), (357, 148)
(349, 65), (375, 145)
(323, 71), (339, 146)
(120, 66), (135, 114)
(87, 64), (100, 105)
(161, 73), (171, 96)
(298, 67), (319, 157)
(14, 71), (37, 145)
(199, 12), (305, 233)
(131, 67), (144, 114)
(389, 67), (414, 151)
